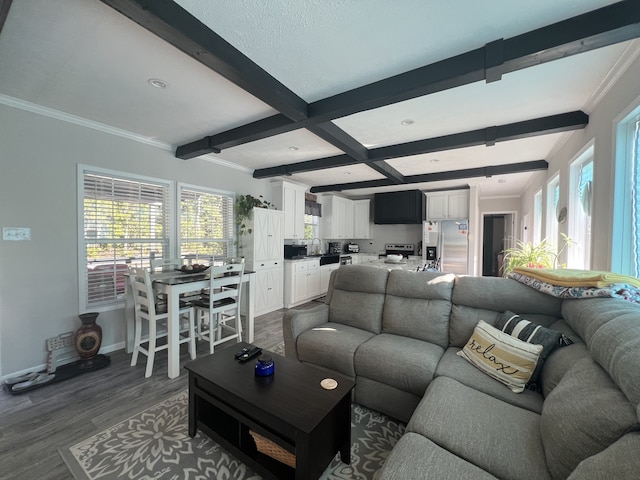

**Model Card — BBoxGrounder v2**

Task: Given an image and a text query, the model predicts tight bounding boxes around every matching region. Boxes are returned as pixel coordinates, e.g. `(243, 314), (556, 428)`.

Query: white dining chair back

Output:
(150, 258), (182, 273)
(193, 262), (245, 354)
(128, 266), (196, 377)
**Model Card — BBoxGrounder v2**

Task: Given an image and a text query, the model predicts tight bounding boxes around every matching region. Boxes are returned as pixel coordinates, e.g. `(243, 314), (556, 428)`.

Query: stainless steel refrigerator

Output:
(423, 220), (469, 274)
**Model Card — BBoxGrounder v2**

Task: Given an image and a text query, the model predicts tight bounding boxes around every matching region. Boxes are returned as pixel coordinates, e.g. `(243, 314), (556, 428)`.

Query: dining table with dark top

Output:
(124, 269), (255, 379)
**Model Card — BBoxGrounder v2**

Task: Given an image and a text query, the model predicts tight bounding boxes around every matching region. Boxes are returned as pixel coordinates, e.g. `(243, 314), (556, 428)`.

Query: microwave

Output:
(284, 244), (307, 259)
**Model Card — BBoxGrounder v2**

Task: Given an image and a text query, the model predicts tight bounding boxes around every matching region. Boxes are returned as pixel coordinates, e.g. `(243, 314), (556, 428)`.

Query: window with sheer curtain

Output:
(80, 168), (170, 310)
(568, 148), (593, 269)
(179, 185), (235, 262)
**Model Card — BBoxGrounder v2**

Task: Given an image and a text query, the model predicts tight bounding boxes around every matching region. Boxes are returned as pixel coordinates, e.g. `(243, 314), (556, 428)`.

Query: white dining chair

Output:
(150, 258), (183, 273)
(192, 262), (245, 354)
(128, 267), (196, 377)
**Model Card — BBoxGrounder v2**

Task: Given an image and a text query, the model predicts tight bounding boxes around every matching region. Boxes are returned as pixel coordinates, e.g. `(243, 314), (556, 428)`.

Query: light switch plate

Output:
(3, 227), (31, 241)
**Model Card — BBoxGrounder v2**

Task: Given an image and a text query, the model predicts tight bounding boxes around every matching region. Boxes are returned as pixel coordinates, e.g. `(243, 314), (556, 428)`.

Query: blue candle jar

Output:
(255, 354), (275, 377)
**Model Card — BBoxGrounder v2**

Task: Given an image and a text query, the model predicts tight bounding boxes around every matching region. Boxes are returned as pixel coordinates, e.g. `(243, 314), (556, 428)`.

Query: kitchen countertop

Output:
(355, 258), (434, 272)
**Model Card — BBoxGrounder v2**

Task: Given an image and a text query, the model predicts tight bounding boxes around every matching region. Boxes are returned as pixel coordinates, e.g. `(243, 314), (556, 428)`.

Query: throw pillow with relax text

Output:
(457, 320), (543, 393)
(495, 311), (572, 388)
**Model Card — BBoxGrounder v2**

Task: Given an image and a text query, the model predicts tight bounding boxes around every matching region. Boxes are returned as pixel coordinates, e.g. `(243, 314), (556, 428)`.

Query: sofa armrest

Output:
(283, 304), (330, 359)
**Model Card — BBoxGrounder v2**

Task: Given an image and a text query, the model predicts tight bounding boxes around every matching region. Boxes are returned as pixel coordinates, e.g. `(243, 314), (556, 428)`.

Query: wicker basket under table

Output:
(249, 431), (296, 469)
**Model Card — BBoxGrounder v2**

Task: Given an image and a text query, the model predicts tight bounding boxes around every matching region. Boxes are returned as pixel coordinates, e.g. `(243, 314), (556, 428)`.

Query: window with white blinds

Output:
(81, 170), (170, 309)
(179, 185), (235, 262)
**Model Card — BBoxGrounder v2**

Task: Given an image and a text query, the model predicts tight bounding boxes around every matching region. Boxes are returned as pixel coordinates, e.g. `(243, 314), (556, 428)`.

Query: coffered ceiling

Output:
(1, 0), (639, 198)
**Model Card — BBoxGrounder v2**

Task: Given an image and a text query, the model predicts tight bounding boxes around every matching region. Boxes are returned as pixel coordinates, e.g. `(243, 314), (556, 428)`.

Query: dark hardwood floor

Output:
(0, 303), (318, 479)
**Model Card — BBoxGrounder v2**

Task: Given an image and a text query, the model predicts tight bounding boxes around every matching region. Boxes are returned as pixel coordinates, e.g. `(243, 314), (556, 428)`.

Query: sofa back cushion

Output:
(540, 357), (639, 480)
(328, 265), (389, 333)
(562, 298), (640, 408)
(539, 342), (589, 397)
(382, 271), (454, 347)
(449, 276), (563, 348)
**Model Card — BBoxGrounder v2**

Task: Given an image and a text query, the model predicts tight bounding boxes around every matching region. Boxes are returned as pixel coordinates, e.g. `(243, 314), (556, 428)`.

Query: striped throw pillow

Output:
(495, 311), (573, 386)
(457, 320), (543, 393)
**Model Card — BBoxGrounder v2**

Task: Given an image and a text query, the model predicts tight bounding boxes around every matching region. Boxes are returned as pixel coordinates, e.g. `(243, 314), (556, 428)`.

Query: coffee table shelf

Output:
(186, 342), (355, 480)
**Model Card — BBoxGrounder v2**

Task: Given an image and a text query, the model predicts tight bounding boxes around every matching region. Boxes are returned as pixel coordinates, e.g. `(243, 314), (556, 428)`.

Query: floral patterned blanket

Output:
(508, 271), (640, 304)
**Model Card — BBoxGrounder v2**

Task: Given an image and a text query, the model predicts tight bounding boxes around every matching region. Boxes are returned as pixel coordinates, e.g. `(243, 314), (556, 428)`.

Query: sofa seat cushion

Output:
(355, 377), (422, 424)
(296, 322), (375, 377)
(408, 376), (550, 480)
(540, 357), (639, 480)
(435, 347), (544, 413)
(567, 433), (640, 480)
(377, 432), (500, 480)
(355, 333), (444, 397)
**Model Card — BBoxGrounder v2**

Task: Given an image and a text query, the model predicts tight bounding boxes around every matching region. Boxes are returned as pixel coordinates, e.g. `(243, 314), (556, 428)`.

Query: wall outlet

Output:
(3, 227), (31, 241)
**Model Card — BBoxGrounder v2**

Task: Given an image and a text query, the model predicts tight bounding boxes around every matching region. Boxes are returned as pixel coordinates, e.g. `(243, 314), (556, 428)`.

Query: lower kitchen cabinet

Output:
(320, 263), (340, 293)
(253, 260), (284, 316)
(285, 259), (340, 308)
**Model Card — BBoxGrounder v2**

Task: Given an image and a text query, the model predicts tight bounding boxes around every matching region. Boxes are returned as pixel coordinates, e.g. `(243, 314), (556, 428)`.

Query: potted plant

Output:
(502, 234), (575, 277)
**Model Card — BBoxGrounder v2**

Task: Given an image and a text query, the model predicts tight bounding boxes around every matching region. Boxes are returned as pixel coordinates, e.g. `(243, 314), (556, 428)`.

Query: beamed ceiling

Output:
(1, 0), (640, 197)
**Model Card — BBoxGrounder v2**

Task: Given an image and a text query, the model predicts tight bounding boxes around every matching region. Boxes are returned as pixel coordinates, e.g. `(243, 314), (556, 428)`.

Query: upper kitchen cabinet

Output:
(353, 199), (371, 239)
(321, 195), (352, 239)
(272, 180), (306, 240)
(322, 195), (371, 239)
(426, 190), (469, 220)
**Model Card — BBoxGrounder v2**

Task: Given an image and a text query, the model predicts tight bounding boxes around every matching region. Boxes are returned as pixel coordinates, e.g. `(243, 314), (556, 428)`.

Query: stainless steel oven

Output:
(340, 255), (352, 265)
(384, 243), (415, 258)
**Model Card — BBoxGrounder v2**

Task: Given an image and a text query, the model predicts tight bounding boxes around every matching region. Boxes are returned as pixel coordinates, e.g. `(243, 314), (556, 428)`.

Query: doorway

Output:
(482, 213), (514, 277)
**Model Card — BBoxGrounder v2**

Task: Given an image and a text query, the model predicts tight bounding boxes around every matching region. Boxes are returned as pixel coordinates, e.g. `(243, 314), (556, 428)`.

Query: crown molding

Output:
(0, 94), (253, 174)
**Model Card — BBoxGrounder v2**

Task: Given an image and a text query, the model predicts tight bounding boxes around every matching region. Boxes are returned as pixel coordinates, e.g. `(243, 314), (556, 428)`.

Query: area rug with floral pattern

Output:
(59, 390), (405, 480)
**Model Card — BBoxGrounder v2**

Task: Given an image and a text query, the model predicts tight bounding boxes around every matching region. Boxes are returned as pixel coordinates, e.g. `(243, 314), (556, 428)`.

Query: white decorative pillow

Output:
(457, 320), (543, 393)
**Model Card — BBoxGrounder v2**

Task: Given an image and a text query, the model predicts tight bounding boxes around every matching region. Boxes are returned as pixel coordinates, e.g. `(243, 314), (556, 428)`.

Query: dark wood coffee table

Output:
(185, 342), (355, 480)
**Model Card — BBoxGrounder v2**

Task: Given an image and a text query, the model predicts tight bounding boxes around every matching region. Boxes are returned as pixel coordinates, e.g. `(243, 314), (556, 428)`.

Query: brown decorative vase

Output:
(76, 312), (102, 368)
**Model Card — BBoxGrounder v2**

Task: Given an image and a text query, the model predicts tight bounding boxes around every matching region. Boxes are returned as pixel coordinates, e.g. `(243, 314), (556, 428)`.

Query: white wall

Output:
(519, 48), (640, 271)
(0, 104), (272, 376)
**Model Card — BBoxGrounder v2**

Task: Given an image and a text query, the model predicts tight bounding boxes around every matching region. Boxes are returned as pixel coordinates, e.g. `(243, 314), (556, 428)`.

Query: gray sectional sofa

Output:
(282, 265), (640, 479)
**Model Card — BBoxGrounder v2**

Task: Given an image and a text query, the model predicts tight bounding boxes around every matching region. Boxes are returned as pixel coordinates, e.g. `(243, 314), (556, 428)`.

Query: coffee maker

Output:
(327, 242), (342, 254)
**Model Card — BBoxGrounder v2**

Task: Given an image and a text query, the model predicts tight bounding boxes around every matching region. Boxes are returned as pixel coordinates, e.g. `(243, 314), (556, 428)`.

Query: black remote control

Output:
(238, 346), (262, 363)
(234, 347), (250, 359)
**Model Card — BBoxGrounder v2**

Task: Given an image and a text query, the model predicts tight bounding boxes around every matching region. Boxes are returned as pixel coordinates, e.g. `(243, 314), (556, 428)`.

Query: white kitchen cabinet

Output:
(242, 208), (284, 315)
(320, 263), (340, 293)
(353, 199), (371, 239)
(426, 190), (469, 220)
(284, 258), (322, 308)
(321, 194), (361, 239)
(272, 180), (306, 240)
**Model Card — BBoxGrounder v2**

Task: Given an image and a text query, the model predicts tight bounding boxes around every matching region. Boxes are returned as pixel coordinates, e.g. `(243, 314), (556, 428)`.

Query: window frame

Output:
(567, 143), (594, 269)
(546, 174), (560, 253)
(177, 183), (236, 263)
(78, 165), (175, 312)
(533, 189), (543, 245)
(612, 106), (640, 276)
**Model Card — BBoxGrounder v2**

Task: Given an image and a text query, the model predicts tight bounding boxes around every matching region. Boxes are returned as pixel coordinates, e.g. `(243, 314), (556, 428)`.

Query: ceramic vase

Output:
(76, 312), (102, 365)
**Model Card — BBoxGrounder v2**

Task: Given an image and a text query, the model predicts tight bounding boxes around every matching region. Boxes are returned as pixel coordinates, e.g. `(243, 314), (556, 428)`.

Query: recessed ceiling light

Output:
(288, 146), (299, 151)
(401, 119), (414, 126)
(148, 78), (168, 89)
(344, 172), (351, 175)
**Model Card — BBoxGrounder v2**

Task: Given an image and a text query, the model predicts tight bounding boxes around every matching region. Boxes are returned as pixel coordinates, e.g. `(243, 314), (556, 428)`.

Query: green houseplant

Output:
(502, 234), (575, 277)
